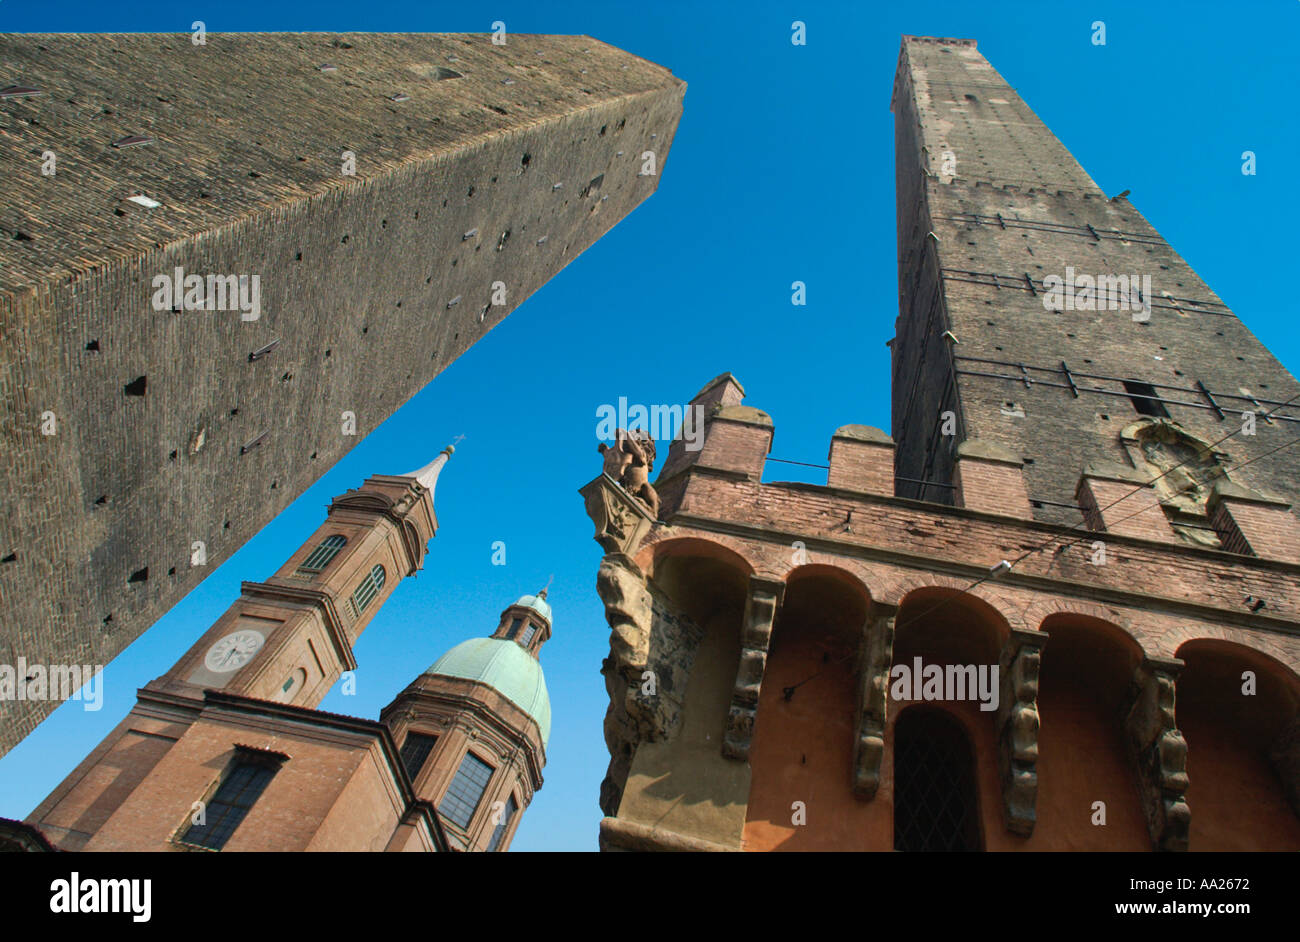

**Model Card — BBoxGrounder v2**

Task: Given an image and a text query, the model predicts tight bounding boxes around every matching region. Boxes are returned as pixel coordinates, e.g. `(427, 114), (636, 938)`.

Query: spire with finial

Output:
(400, 437), (461, 495)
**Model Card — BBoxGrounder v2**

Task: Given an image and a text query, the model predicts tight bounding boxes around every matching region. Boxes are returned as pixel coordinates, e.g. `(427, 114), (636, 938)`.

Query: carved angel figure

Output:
(598, 428), (661, 520)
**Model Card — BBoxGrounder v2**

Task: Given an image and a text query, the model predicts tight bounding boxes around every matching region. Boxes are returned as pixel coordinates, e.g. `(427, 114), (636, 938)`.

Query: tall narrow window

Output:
(297, 534), (347, 573)
(505, 617), (523, 639)
(487, 794), (518, 852)
(399, 732), (438, 781)
(352, 564), (386, 613)
(440, 752), (494, 830)
(1122, 379), (1170, 418)
(180, 751), (283, 850)
(893, 708), (981, 852)
(518, 623), (537, 647)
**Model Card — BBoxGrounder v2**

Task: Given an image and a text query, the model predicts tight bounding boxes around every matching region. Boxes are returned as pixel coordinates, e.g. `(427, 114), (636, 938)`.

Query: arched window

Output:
(352, 564), (386, 613)
(298, 535), (347, 573)
(893, 707), (982, 851)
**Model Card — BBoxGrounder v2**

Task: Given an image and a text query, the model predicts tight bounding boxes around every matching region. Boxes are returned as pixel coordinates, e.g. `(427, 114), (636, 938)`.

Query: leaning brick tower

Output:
(0, 32), (685, 756)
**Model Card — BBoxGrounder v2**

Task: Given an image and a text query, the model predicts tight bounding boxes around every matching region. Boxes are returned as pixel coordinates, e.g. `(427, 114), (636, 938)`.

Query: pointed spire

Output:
(401, 443), (456, 496)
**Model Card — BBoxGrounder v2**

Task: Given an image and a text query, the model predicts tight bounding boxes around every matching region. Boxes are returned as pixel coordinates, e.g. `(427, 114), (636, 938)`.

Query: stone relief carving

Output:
(997, 629), (1046, 835)
(852, 608), (896, 798)
(1125, 657), (1191, 851)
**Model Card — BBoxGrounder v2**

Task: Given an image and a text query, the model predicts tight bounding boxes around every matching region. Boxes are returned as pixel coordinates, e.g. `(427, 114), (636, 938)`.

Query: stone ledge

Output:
(832, 424), (894, 446)
(1079, 461), (1151, 487)
(713, 405), (773, 427)
(598, 816), (738, 852)
(957, 438), (1023, 466)
(1208, 480), (1292, 512)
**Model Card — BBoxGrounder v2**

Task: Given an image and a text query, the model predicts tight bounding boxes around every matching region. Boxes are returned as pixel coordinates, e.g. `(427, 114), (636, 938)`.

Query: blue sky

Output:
(2, 1), (1296, 851)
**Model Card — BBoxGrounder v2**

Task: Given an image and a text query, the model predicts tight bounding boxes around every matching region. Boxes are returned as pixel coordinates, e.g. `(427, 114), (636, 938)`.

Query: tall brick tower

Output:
(889, 36), (1299, 534)
(580, 38), (1300, 853)
(0, 31), (684, 756)
(12, 446), (548, 852)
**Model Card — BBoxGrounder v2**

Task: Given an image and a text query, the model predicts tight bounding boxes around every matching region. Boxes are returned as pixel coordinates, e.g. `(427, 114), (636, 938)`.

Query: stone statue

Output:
(598, 429), (661, 520)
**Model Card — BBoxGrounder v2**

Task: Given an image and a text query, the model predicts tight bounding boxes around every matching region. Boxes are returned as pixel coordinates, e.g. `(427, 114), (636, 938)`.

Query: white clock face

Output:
(205, 630), (264, 673)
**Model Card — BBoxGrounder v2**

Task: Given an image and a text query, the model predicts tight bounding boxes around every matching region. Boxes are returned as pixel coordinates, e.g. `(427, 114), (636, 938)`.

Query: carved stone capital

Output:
(721, 576), (785, 761)
(852, 605), (897, 799)
(1125, 656), (1190, 851)
(580, 473), (656, 557)
(996, 628), (1047, 835)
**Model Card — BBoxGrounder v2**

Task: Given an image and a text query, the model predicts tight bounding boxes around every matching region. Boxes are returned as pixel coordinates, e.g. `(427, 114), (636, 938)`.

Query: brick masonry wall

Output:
(953, 456), (1031, 518)
(0, 32), (685, 756)
(650, 467), (1300, 671)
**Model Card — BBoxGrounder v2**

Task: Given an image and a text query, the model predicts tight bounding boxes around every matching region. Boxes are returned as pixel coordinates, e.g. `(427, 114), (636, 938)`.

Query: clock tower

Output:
(22, 446), (477, 852)
(147, 445), (453, 709)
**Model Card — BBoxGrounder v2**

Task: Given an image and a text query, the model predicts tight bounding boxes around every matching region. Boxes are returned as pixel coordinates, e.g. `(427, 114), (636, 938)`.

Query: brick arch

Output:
(1155, 625), (1300, 677)
(1021, 598), (1147, 656)
(883, 572), (1019, 632)
(774, 553), (882, 604)
(1171, 631), (1300, 685)
(638, 532), (757, 578)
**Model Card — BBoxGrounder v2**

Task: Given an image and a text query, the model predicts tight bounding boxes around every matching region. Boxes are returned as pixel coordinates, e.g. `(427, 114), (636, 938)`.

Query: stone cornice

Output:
(240, 581), (357, 672)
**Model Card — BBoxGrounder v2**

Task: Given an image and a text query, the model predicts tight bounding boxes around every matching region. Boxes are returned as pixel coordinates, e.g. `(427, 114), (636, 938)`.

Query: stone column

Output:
(996, 629), (1047, 835)
(1124, 656), (1191, 851)
(721, 576), (785, 760)
(851, 605), (897, 798)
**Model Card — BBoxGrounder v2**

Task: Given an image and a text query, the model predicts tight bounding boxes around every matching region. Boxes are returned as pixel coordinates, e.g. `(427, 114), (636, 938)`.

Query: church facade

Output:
(581, 37), (1300, 852)
(6, 447), (552, 852)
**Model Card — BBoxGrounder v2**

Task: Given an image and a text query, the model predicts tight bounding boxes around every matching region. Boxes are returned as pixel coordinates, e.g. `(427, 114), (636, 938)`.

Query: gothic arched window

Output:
(893, 707), (982, 852)
(352, 564), (386, 613)
(298, 535), (347, 573)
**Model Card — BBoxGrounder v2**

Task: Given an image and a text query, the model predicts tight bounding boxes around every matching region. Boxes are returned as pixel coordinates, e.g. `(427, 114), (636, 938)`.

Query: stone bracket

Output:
(580, 473), (656, 557)
(851, 605), (897, 799)
(721, 576), (785, 761)
(1125, 656), (1191, 852)
(996, 628), (1047, 835)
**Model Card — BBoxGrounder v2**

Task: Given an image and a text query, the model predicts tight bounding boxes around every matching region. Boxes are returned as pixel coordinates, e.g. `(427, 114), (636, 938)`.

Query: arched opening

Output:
(888, 588), (1006, 849)
(742, 565), (872, 850)
(893, 706), (982, 851)
(1175, 640), (1300, 850)
(610, 539), (752, 846)
(1036, 614), (1147, 849)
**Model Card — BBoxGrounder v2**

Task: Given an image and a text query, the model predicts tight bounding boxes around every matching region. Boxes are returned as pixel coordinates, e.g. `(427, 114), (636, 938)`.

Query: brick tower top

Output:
(889, 36), (1300, 544)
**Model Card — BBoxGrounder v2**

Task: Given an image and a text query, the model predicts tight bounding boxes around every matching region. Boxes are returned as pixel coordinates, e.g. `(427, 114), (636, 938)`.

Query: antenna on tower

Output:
(540, 574), (554, 599)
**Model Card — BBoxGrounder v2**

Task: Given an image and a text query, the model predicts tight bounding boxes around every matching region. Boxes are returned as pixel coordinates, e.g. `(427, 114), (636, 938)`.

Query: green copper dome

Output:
(514, 592), (552, 622)
(426, 638), (551, 745)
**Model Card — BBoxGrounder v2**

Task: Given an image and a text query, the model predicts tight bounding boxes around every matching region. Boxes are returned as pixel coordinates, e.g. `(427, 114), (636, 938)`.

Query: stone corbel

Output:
(721, 576), (785, 761)
(1268, 714), (1300, 820)
(996, 628), (1047, 835)
(1125, 656), (1191, 852)
(851, 605), (897, 799)
(580, 473), (657, 558)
